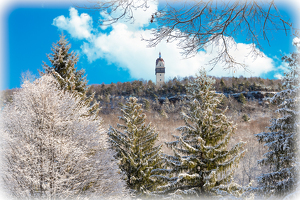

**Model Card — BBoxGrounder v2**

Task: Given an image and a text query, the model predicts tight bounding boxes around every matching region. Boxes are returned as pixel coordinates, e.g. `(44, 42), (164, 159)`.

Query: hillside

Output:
(87, 75), (281, 100)
(85, 76), (279, 187)
(0, 76), (279, 187)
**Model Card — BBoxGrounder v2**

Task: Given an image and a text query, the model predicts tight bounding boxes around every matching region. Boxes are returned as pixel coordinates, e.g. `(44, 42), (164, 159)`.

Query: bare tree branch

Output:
(75, 0), (299, 71)
(74, 0), (152, 25)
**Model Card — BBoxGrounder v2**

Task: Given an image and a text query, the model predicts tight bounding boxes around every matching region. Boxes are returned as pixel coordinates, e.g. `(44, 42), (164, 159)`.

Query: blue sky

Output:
(0, 0), (300, 90)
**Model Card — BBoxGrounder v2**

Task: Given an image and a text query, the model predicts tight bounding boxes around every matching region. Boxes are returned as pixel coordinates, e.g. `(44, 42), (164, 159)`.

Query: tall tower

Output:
(155, 52), (165, 87)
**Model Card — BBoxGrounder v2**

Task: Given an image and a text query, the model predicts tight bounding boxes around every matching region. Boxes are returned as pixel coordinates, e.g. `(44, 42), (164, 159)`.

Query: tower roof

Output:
(156, 58), (164, 65)
(156, 52), (164, 66)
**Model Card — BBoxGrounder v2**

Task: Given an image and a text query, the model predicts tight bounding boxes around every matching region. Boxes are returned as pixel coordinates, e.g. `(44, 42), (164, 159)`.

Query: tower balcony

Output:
(155, 67), (165, 74)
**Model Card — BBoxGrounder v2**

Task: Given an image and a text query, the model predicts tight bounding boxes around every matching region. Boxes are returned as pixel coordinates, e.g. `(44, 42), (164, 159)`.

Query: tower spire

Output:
(159, 52), (161, 58)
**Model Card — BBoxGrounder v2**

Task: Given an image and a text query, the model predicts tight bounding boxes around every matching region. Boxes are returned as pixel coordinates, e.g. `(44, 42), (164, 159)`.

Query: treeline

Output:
(87, 76), (282, 99)
(85, 76), (280, 116)
(0, 76), (281, 110)
(0, 76), (279, 117)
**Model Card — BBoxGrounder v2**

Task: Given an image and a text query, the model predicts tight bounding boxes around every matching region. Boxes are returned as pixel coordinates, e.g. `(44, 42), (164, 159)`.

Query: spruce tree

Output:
(255, 42), (299, 198)
(153, 70), (246, 198)
(42, 33), (88, 96)
(108, 97), (164, 196)
(42, 34), (98, 114)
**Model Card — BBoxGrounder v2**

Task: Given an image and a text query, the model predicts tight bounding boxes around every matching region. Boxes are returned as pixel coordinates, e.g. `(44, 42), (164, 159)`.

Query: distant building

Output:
(155, 52), (165, 87)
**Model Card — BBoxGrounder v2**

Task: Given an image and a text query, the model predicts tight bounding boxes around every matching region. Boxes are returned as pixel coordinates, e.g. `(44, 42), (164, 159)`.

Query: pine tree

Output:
(220, 78), (226, 91)
(143, 98), (150, 111)
(108, 97), (164, 196)
(163, 97), (171, 113)
(42, 34), (98, 114)
(154, 70), (246, 198)
(255, 41), (299, 198)
(238, 93), (246, 104)
(42, 34), (87, 96)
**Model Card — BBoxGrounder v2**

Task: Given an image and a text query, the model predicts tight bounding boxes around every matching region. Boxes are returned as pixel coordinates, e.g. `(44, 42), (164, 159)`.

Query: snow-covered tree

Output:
(42, 34), (87, 96)
(255, 40), (299, 198)
(108, 97), (164, 196)
(153, 70), (246, 199)
(42, 34), (98, 114)
(1, 75), (127, 199)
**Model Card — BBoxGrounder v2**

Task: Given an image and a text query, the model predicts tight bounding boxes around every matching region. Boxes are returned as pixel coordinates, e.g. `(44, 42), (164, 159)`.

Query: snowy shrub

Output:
(242, 114), (250, 122)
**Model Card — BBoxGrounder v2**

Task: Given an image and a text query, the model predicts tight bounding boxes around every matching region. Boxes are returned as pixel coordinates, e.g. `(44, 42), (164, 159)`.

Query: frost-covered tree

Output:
(42, 34), (98, 114)
(42, 34), (88, 97)
(153, 70), (246, 199)
(1, 75), (127, 200)
(255, 40), (299, 198)
(108, 97), (163, 196)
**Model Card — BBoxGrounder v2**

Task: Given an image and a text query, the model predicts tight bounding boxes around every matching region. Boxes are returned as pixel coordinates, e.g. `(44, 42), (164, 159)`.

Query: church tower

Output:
(155, 52), (165, 87)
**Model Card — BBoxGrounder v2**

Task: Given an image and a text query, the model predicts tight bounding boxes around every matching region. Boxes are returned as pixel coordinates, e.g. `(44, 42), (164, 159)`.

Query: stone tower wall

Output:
(156, 72), (165, 87)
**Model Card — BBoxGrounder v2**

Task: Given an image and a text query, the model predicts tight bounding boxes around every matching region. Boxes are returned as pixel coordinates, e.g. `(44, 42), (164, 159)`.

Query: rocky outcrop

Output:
(223, 91), (277, 100)
(158, 91), (277, 104)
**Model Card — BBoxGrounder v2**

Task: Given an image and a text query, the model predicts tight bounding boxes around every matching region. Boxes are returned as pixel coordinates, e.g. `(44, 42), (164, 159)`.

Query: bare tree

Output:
(1, 75), (127, 199)
(76, 0), (298, 70)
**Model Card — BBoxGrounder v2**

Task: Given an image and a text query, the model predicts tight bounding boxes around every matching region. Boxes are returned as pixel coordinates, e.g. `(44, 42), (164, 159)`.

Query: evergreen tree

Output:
(164, 97), (170, 112)
(255, 42), (299, 198)
(42, 34), (88, 97)
(108, 97), (164, 196)
(238, 93), (247, 104)
(220, 78), (226, 92)
(143, 98), (150, 111)
(153, 70), (246, 198)
(42, 34), (98, 114)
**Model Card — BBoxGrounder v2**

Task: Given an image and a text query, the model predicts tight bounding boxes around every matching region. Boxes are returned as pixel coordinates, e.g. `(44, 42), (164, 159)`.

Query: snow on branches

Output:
(155, 69), (246, 199)
(255, 42), (299, 198)
(0, 75), (127, 199)
(108, 97), (164, 197)
(42, 34), (87, 94)
(41, 34), (98, 115)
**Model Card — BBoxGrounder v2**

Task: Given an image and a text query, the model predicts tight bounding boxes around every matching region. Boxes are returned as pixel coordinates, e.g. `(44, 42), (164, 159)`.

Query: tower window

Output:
(160, 79), (161, 81)
(160, 74), (161, 76)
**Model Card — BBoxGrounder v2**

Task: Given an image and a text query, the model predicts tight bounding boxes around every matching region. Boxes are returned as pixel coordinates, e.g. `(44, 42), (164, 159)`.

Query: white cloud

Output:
(292, 37), (300, 51)
(196, 40), (275, 78)
(53, 7), (93, 39)
(293, 37), (300, 44)
(53, 6), (277, 81)
(274, 74), (283, 79)
(278, 62), (289, 73)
